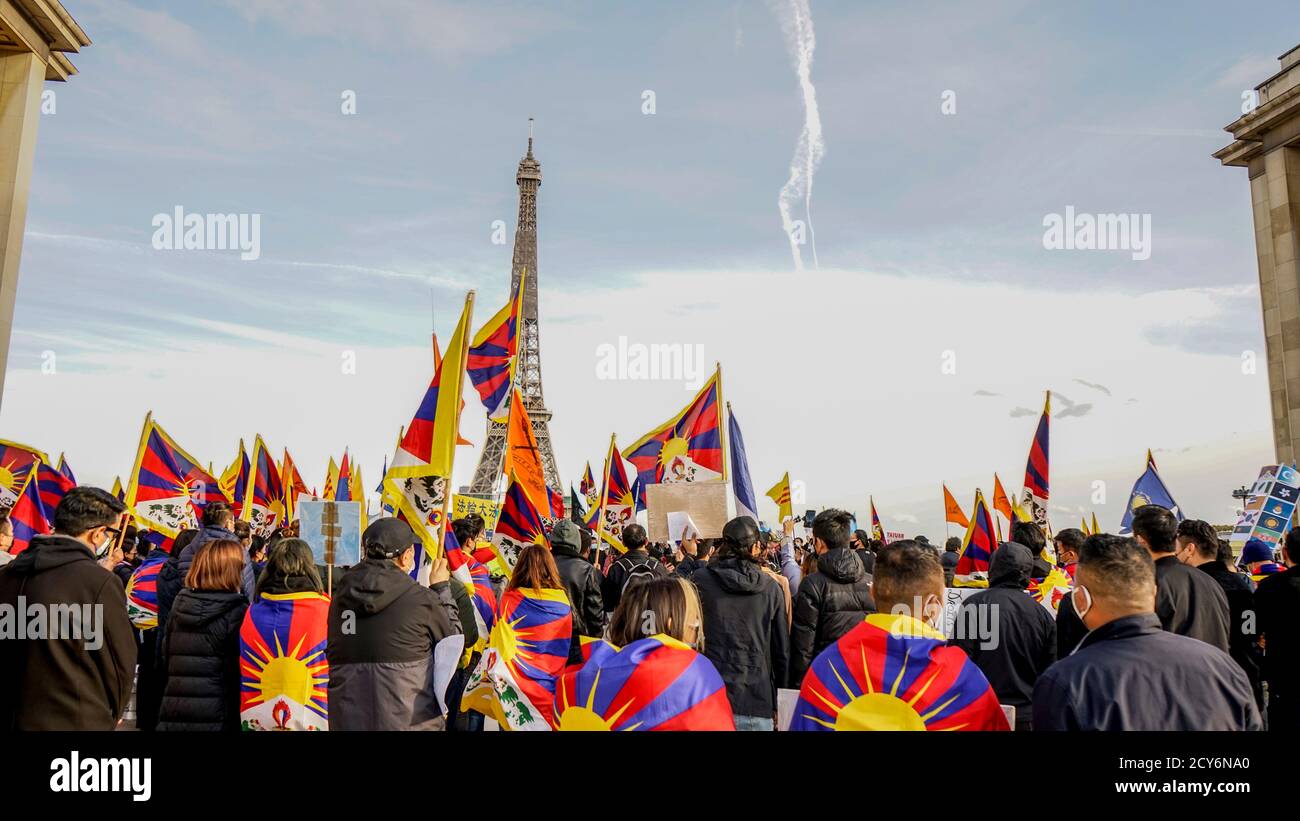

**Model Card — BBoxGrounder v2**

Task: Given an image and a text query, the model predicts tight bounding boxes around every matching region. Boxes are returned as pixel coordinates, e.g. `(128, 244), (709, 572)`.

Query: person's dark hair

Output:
(256, 537), (323, 597)
(647, 541), (665, 560)
(508, 543), (564, 591)
(185, 539), (245, 592)
(1054, 528), (1086, 554)
(202, 500), (235, 529)
(1009, 520), (1045, 554)
(811, 508), (852, 551)
(452, 516), (477, 545)
(172, 528), (199, 556)
(622, 523), (648, 552)
(944, 536), (961, 553)
(868, 538), (885, 554)
(609, 576), (697, 646)
(52, 486), (126, 536)
(1077, 534), (1154, 610)
(248, 541), (268, 563)
(463, 513), (486, 540)
(1284, 528), (1300, 564)
(1216, 538), (1234, 565)
(233, 519), (252, 540)
(1130, 505), (1177, 554)
(851, 529), (870, 549)
(872, 540), (944, 611)
(696, 538), (715, 561)
(578, 525), (593, 559)
(1176, 519), (1219, 560)
(717, 519), (761, 562)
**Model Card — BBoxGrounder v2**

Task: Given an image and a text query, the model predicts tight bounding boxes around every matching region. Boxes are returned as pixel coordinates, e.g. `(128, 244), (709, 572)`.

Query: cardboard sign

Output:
(299, 500), (362, 567)
(646, 481), (729, 542)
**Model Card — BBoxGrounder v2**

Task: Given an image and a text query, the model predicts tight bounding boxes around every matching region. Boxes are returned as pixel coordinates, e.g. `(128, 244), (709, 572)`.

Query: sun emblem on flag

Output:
(0, 464), (17, 494)
(240, 633), (328, 720)
(658, 436), (689, 467)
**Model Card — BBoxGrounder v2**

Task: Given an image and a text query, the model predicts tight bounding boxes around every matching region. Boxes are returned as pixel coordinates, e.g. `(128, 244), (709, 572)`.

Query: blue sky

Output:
(4, 0), (1299, 535)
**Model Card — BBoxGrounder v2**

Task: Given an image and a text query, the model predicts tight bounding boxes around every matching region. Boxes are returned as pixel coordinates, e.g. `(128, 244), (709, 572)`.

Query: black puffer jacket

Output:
(691, 557), (789, 719)
(157, 589), (248, 732)
(552, 545), (605, 663)
(789, 548), (874, 687)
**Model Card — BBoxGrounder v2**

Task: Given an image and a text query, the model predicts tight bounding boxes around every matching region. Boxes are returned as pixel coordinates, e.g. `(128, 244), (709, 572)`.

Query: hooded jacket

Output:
(0, 534), (138, 730)
(951, 542), (1056, 730)
(551, 542), (605, 664)
(157, 588), (248, 731)
(155, 524), (254, 656)
(690, 556), (790, 719)
(1032, 613), (1262, 731)
(1153, 555), (1230, 652)
(789, 547), (874, 687)
(326, 558), (461, 730)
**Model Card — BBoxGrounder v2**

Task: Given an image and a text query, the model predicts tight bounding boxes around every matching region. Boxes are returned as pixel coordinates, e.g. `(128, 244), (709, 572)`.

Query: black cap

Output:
(722, 516), (760, 549)
(363, 518), (415, 559)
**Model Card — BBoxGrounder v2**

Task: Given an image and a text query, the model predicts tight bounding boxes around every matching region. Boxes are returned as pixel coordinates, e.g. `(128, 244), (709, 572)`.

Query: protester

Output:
(1256, 527), (1300, 731)
(444, 517), (489, 732)
(761, 527), (794, 626)
(952, 542), (1056, 730)
(690, 515), (789, 730)
(850, 529), (876, 575)
(1053, 528), (1084, 580)
(1175, 519), (1262, 710)
(550, 518), (605, 664)
(0, 514), (13, 567)
(113, 536), (141, 588)
(602, 523), (667, 614)
(790, 541), (1009, 731)
(157, 539), (250, 731)
(1130, 505), (1229, 652)
(1242, 537), (1285, 582)
(239, 538), (330, 730)
(132, 528), (196, 732)
(674, 535), (712, 578)
(555, 576), (734, 731)
(789, 508), (875, 687)
(0, 487), (136, 730)
(327, 518), (461, 730)
(234, 519), (253, 551)
(940, 536), (961, 586)
(1009, 520), (1053, 579)
(247, 539), (268, 583)
(156, 502), (253, 653)
(1032, 534), (1261, 731)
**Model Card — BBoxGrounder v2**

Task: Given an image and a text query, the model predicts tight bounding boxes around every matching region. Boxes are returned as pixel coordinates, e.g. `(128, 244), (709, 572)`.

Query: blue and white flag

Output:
(727, 406), (759, 521)
(1119, 456), (1182, 535)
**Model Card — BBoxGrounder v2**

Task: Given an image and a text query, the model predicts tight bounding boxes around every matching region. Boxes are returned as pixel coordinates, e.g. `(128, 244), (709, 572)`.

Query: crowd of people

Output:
(1, 485), (1297, 732)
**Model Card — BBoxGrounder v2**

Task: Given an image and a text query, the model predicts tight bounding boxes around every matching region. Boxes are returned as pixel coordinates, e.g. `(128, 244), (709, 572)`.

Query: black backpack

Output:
(618, 554), (660, 594)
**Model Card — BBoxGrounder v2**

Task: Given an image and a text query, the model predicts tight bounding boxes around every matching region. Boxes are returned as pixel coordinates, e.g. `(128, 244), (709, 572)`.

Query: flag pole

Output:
(716, 363), (727, 482)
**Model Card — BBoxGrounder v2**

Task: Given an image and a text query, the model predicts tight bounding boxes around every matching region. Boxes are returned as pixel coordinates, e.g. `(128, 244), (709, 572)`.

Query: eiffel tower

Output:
(467, 121), (561, 497)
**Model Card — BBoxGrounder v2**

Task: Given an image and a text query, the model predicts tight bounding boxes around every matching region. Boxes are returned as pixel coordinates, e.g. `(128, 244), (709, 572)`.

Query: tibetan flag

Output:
(870, 497), (886, 543)
(554, 634), (735, 731)
(334, 452), (352, 502)
(239, 591), (331, 731)
(467, 268), (525, 423)
(992, 473), (1013, 524)
(624, 366), (724, 491)
(579, 462), (597, 509)
(446, 527), (497, 650)
(463, 585), (573, 731)
(281, 448), (309, 524)
(432, 333), (473, 446)
(491, 473), (549, 575)
(322, 457), (339, 502)
(954, 490), (997, 588)
(1028, 566), (1074, 614)
(595, 434), (637, 552)
(790, 613), (1009, 731)
(1019, 391), (1051, 530)
(220, 440), (250, 517)
(35, 461), (75, 514)
(766, 472), (793, 522)
(56, 453), (76, 485)
(943, 483), (969, 529)
(244, 435), (285, 534)
(127, 414), (222, 540)
(111, 476), (125, 503)
(125, 552), (169, 629)
(0, 438), (48, 508)
(728, 405), (759, 522)
(9, 473), (51, 555)
(1119, 453), (1183, 535)
(384, 292), (474, 559)
(504, 386), (555, 516)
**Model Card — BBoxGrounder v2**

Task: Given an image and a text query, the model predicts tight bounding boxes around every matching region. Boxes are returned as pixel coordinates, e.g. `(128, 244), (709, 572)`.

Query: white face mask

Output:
(1073, 585), (1093, 623)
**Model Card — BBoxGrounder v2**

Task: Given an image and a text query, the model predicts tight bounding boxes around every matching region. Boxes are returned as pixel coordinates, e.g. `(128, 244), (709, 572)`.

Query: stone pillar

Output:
(0, 51), (46, 411)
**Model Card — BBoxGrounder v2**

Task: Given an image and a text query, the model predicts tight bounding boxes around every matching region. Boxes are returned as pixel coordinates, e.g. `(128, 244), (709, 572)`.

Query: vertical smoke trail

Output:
(770, 0), (824, 272)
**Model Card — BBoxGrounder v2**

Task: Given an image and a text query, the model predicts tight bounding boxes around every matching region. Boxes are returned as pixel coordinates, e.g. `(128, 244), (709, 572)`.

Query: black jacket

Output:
(0, 535), (138, 730)
(1032, 613), (1262, 731)
(1153, 555), (1230, 652)
(691, 557), (790, 719)
(674, 554), (708, 578)
(157, 589), (248, 732)
(951, 543), (1056, 730)
(155, 524), (254, 657)
(1256, 565), (1300, 697)
(552, 544), (605, 663)
(789, 547), (874, 687)
(602, 549), (667, 613)
(1055, 592), (1088, 660)
(853, 548), (875, 576)
(1198, 560), (1263, 708)
(326, 558), (461, 730)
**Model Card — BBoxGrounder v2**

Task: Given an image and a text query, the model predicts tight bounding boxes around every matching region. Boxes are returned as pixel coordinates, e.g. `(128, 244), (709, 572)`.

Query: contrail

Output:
(770, 0), (823, 272)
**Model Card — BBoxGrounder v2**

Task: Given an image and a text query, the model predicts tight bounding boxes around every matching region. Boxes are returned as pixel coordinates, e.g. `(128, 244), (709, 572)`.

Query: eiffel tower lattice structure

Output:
(467, 122), (560, 497)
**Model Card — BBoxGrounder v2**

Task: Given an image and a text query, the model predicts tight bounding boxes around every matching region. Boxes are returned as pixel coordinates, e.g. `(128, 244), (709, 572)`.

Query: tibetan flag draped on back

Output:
(1020, 391), (1051, 530)
(766, 472), (793, 523)
(125, 552), (168, 629)
(10, 473), (51, 555)
(35, 462), (75, 514)
(790, 613), (1009, 731)
(239, 591), (331, 731)
(463, 585), (573, 731)
(727, 405), (759, 522)
(596, 434), (637, 552)
(127, 414), (222, 541)
(245, 435), (284, 534)
(0, 438), (48, 508)
(1119, 452), (1183, 535)
(943, 484), (968, 529)
(954, 490), (997, 588)
(505, 386), (556, 516)
(467, 269), (525, 423)
(624, 366), (724, 493)
(491, 473), (549, 575)
(56, 453), (76, 484)
(554, 635), (735, 731)
(384, 292), (475, 558)
(220, 440), (250, 517)
(870, 497), (886, 542)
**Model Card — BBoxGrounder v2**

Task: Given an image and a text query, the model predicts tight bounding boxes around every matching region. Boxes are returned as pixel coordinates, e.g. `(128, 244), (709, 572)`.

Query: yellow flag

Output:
(765, 472), (792, 522)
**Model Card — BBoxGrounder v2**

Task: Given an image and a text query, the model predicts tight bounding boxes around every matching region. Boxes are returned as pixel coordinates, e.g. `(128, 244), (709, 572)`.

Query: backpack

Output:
(619, 555), (660, 594)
